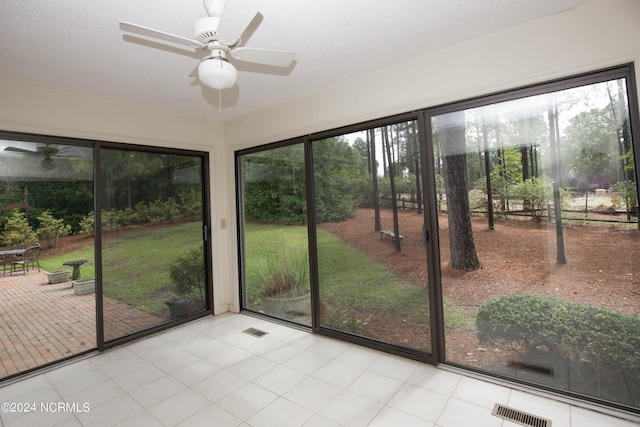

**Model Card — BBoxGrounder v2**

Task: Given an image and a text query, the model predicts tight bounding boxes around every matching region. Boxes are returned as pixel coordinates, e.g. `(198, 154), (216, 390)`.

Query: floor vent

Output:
(242, 327), (268, 338)
(508, 360), (555, 377)
(492, 404), (551, 427)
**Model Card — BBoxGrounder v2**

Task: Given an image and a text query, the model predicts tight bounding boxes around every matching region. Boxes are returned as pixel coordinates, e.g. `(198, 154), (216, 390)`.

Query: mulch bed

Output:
(319, 208), (640, 367)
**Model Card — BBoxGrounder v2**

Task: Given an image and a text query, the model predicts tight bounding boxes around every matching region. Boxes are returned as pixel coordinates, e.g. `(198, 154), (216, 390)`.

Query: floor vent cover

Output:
(508, 360), (555, 377)
(242, 327), (268, 338)
(492, 403), (551, 427)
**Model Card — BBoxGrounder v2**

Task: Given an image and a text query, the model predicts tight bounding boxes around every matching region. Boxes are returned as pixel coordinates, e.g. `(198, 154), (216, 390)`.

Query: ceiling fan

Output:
(119, 0), (297, 91)
(4, 144), (70, 171)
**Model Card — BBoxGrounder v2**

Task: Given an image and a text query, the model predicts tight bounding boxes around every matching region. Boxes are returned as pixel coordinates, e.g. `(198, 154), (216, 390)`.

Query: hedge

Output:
(476, 293), (640, 374)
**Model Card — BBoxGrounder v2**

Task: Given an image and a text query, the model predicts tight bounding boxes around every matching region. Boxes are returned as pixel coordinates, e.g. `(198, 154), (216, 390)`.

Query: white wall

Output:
(222, 0), (640, 312)
(0, 80), (233, 314)
(0, 80), (220, 147)
(225, 0), (640, 147)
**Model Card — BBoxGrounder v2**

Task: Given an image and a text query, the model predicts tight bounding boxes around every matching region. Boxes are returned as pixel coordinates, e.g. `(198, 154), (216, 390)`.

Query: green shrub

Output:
(476, 294), (640, 374)
(1, 210), (38, 247)
(168, 244), (205, 301)
(609, 180), (638, 219)
(178, 189), (203, 217)
(511, 176), (572, 221)
(100, 192), (202, 232)
(79, 211), (95, 235)
(36, 211), (72, 247)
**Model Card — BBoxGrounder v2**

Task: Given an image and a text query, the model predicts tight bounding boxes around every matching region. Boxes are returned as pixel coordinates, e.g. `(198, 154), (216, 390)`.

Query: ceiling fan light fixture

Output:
(39, 157), (56, 171)
(198, 56), (237, 90)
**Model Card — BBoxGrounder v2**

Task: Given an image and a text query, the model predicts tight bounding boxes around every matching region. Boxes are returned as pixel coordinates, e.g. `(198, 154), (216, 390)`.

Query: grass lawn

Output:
(40, 220), (469, 329)
(40, 221), (204, 315)
(316, 230), (429, 322)
(244, 222), (433, 328)
(41, 248), (96, 280)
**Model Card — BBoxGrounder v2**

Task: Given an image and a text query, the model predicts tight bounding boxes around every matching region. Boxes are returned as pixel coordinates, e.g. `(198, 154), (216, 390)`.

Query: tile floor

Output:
(0, 313), (638, 426)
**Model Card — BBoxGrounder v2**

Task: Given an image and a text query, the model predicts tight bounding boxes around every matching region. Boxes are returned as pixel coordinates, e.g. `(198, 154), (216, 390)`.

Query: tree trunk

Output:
(409, 122), (423, 214)
(480, 114), (494, 230)
(383, 126), (401, 252)
(547, 100), (567, 264)
(438, 111), (481, 270)
(369, 129), (381, 231)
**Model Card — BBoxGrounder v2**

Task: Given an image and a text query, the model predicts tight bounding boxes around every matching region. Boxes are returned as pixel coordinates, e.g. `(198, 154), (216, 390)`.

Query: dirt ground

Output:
(319, 208), (640, 366)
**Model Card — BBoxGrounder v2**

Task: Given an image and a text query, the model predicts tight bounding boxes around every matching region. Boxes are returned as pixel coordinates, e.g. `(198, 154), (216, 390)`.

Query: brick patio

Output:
(0, 269), (163, 378)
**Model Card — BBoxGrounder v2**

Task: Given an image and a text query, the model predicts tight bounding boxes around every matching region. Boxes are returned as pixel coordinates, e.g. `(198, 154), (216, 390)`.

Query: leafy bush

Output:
(476, 294), (640, 374)
(36, 211), (71, 247)
(511, 176), (573, 221)
(609, 180), (638, 218)
(178, 189), (203, 217)
(98, 192), (202, 232)
(468, 189), (487, 210)
(1, 210), (38, 247)
(168, 244), (205, 301)
(79, 211), (95, 235)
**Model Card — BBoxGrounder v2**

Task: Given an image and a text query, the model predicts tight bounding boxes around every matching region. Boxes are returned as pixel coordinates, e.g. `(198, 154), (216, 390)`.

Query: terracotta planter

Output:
(46, 270), (70, 284)
(72, 279), (95, 296)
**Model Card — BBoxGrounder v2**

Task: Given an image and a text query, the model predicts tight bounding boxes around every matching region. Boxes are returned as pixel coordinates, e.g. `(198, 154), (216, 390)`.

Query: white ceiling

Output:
(0, 0), (594, 122)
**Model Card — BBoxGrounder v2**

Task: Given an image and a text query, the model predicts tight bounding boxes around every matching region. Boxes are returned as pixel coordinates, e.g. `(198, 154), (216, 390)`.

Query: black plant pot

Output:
(165, 296), (193, 319)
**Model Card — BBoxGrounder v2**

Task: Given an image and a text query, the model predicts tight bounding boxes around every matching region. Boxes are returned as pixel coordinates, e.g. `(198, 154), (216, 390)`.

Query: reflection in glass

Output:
(433, 79), (639, 408)
(0, 140), (94, 379)
(239, 145), (311, 325)
(101, 149), (206, 341)
(313, 123), (431, 353)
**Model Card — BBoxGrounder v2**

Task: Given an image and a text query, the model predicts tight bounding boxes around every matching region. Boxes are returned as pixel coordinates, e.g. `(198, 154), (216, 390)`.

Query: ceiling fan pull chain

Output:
(219, 90), (222, 112)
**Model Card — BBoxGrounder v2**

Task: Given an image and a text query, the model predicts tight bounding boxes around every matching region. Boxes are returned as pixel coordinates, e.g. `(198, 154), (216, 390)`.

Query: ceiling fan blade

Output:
(5, 147), (37, 155)
(216, 0), (261, 46)
(230, 47), (296, 67)
(119, 22), (204, 49)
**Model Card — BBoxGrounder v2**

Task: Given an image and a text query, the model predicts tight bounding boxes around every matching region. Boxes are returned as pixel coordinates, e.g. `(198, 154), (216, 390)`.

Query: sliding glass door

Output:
(100, 147), (209, 342)
(312, 121), (431, 354)
(430, 71), (640, 408)
(0, 137), (94, 378)
(0, 134), (211, 379)
(237, 143), (311, 326)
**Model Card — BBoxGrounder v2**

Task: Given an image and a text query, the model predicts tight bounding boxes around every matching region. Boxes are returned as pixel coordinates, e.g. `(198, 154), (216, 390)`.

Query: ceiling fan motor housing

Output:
(194, 17), (221, 44)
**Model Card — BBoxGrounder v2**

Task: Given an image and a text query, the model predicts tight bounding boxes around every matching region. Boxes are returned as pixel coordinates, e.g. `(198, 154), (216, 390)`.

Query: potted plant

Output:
(166, 244), (206, 319)
(46, 269), (71, 284)
(258, 245), (310, 317)
(72, 278), (96, 295)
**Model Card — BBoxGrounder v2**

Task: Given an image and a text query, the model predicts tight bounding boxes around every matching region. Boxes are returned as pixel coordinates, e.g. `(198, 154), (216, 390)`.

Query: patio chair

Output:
(11, 244), (42, 275)
(0, 254), (9, 277)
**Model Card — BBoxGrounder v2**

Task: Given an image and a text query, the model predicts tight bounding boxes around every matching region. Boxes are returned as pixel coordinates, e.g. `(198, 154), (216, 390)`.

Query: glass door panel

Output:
(0, 139), (94, 378)
(100, 149), (207, 342)
(432, 77), (640, 408)
(313, 122), (431, 353)
(238, 144), (311, 326)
